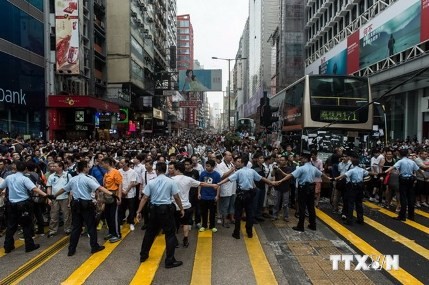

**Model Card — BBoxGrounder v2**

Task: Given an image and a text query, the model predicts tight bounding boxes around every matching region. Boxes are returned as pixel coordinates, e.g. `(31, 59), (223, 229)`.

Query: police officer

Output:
(217, 155), (276, 239)
(335, 156), (374, 225)
(136, 162), (185, 268)
(0, 161), (52, 253)
(54, 161), (118, 256)
(385, 149), (423, 221)
(277, 153), (330, 232)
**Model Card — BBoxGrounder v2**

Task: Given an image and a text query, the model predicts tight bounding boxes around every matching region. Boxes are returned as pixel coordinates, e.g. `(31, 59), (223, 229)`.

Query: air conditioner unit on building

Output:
(144, 29), (149, 34)
(138, 23), (144, 28)
(131, 11), (137, 17)
(148, 17), (153, 23)
(136, 19), (142, 24)
(145, 35), (152, 40)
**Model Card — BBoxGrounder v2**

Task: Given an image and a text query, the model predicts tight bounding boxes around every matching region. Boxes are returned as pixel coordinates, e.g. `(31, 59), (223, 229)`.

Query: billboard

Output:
(55, 0), (80, 74)
(306, 0), (427, 75)
(179, 69), (222, 92)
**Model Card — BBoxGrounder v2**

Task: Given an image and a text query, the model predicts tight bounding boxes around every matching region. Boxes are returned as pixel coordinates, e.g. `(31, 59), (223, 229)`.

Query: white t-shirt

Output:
(133, 163), (145, 184)
(216, 161), (236, 197)
(119, 168), (137, 199)
(171, 174), (200, 209)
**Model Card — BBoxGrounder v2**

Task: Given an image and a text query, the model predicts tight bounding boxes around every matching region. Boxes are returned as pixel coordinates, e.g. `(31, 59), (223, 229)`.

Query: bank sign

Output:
(0, 88), (27, 105)
(306, 0), (429, 75)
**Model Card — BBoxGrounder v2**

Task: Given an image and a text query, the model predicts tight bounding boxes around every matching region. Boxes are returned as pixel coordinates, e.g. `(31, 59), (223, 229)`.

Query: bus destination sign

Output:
(320, 110), (358, 122)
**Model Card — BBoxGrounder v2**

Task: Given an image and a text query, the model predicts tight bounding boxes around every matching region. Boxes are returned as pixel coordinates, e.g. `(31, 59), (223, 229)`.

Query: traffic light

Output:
(260, 91), (279, 127)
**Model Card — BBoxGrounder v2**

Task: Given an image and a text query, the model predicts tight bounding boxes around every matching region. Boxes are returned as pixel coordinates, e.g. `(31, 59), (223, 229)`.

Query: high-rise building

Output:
(177, 15), (194, 70)
(0, 1), (46, 138)
(177, 14), (195, 127)
(48, 0), (118, 140)
(305, 0), (429, 142)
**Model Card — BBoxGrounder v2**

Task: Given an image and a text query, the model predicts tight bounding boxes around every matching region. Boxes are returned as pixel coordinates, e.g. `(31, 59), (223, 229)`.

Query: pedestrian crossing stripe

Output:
(415, 209), (429, 219)
(242, 225), (278, 285)
(130, 234), (165, 285)
(363, 201), (429, 234)
(316, 209), (423, 285)
(61, 227), (131, 285)
(0, 240), (24, 258)
(352, 211), (429, 260)
(190, 230), (213, 284)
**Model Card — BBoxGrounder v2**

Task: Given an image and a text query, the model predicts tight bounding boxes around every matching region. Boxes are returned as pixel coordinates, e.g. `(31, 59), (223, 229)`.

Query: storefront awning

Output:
(48, 95), (119, 112)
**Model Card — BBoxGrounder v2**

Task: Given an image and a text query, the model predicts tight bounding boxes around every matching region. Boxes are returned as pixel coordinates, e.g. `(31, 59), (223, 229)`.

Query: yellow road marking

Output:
(61, 227), (131, 285)
(130, 234), (165, 285)
(364, 201), (429, 234)
(316, 209), (423, 285)
(242, 224), (278, 285)
(0, 240), (25, 257)
(415, 209), (429, 219)
(354, 212), (429, 260)
(190, 230), (212, 285)
(2, 236), (69, 285)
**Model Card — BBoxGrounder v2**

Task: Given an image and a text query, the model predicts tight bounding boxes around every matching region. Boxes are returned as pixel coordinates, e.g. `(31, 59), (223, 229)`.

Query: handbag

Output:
(103, 191), (115, 204)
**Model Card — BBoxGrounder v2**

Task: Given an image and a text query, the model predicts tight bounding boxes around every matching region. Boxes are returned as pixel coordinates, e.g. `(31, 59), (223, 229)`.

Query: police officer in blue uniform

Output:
(277, 153), (330, 232)
(0, 161), (52, 253)
(335, 156), (375, 225)
(54, 161), (118, 256)
(217, 155), (276, 239)
(136, 162), (185, 268)
(385, 149), (423, 221)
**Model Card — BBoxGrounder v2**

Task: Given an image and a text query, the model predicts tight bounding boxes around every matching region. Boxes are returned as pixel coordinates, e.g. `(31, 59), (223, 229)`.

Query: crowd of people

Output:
(0, 134), (428, 267)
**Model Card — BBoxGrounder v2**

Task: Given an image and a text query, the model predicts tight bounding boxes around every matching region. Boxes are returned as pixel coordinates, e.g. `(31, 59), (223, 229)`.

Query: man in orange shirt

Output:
(101, 157), (123, 243)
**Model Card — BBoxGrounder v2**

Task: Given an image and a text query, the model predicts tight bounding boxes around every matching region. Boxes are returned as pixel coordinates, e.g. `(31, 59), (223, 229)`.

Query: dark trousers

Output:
(200, 199), (216, 229)
(104, 202), (120, 237)
(119, 197), (136, 225)
(69, 200), (99, 251)
(252, 188), (264, 219)
(398, 178), (416, 220)
(190, 188), (200, 225)
(140, 204), (178, 265)
(33, 202), (45, 234)
(234, 191), (255, 235)
(337, 183), (348, 215)
(346, 184), (364, 223)
(297, 185), (316, 229)
(4, 201), (36, 251)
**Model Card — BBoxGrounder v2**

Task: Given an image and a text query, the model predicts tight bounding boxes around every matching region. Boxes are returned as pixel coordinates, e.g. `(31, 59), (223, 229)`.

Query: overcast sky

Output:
(177, 0), (249, 109)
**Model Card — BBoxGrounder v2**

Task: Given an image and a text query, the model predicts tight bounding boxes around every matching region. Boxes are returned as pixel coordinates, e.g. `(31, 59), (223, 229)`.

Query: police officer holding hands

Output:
(385, 148), (424, 221)
(0, 161), (53, 253)
(136, 162), (185, 268)
(217, 155), (276, 239)
(277, 153), (331, 232)
(335, 156), (375, 225)
(53, 161), (118, 256)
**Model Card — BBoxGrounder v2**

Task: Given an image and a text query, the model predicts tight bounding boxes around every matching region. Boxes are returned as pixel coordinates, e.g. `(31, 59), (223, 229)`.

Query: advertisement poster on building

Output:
(179, 69), (222, 92)
(55, 0), (80, 74)
(359, 0), (420, 69)
(319, 49), (347, 75)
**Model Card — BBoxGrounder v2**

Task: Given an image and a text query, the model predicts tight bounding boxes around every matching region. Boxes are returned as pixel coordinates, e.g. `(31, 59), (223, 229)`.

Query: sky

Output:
(177, 0), (249, 111)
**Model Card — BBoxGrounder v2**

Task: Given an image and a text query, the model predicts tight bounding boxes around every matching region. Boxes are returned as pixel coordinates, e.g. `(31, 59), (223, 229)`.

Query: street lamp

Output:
(212, 56), (247, 130)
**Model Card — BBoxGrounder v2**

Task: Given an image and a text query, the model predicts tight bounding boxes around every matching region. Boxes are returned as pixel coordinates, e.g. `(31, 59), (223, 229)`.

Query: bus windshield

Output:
(309, 76), (369, 124)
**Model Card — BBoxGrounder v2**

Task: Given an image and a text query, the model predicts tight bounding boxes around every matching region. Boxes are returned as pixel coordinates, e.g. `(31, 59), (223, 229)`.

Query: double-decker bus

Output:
(270, 75), (373, 159)
(236, 118), (256, 136)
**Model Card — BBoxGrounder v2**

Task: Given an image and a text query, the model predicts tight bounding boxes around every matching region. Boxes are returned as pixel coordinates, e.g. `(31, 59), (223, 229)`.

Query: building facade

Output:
(305, 0), (429, 142)
(0, 1), (46, 138)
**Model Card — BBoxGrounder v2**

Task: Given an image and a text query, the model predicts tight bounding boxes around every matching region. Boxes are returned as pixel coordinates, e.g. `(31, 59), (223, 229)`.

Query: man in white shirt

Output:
(216, 151), (236, 227)
(168, 161), (218, 247)
(119, 158), (138, 231)
(46, 162), (72, 237)
(140, 159), (157, 230)
(191, 155), (204, 175)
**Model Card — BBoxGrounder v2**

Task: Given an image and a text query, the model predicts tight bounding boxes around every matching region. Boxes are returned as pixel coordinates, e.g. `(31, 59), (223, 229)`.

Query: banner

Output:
(55, 0), (80, 74)
(179, 69), (222, 92)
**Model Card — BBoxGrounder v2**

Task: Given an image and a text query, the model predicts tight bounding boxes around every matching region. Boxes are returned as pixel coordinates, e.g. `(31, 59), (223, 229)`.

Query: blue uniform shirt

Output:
(345, 166), (368, 183)
(0, 172), (35, 203)
(291, 162), (322, 185)
(228, 167), (262, 190)
(393, 157), (419, 177)
(63, 173), (100, 200)
(143, 174), (179, 205)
